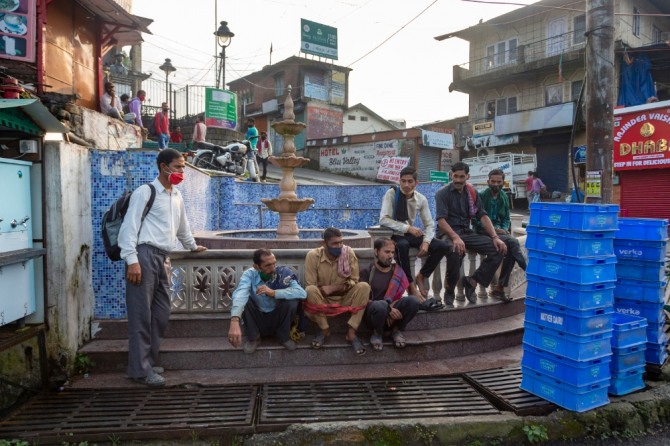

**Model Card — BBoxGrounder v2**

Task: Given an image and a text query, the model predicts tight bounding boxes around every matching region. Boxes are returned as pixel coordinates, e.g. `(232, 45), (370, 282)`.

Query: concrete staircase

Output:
(72, 288), (526, 389)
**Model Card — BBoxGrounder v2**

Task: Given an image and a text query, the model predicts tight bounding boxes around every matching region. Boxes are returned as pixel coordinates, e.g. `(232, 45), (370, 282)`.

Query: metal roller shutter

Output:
(417, 147), (441, 182)
(619, 169), (670, 220)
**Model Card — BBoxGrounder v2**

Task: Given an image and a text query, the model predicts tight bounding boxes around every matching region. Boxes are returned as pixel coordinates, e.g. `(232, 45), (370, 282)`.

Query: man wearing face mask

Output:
(256, 131), (272, 182)
(118, 149), (207, 386)
(154, 102), (170, 150)
(303, 227), (371, 356)
(472, 169), (527, 302)
(359, 238), (420, 351)
(227, 249), (306, 353)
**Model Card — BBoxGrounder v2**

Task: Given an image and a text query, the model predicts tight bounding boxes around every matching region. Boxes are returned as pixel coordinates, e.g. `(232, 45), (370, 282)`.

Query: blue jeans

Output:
(158, 133), (170, 149)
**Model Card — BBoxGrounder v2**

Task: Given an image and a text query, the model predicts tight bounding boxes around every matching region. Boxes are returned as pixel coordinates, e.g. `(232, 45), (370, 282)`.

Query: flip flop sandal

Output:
(370, 333), (383, 351)
(311, 332), (328, 349)
(419, 298), (444, 312)
(348, 336), (366, 356)
(391, 331), (407, 349)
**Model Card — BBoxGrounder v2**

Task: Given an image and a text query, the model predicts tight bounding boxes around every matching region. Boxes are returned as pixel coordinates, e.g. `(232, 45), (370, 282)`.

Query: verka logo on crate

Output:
(540, 312), (564, 326)
(545, 263), (560, 274)
(593, 293), (603, 305)
(541, 338), (558, 349)
(617, 307), (641, 316)
(545, 288), (558, 300)
(544, 238), (557, 249)
(616, 247), (643, 258)
(540, 359), (556, 373)
(541, 384), (556, 397)
(593, 266), (603, 278)
(549, 214), (562, 224)
(591, 242), (602, 254)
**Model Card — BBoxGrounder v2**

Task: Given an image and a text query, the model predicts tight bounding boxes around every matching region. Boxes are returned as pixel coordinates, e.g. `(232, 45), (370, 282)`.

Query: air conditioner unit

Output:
(19, 140), (38, 154)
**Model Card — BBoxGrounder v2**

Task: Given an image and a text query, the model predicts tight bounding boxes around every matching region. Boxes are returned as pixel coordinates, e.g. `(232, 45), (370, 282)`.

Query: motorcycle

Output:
(192, 140), (259, 181)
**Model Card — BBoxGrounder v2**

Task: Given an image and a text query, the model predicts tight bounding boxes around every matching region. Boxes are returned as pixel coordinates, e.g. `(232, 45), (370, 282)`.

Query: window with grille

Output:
(573, 14), (586, 45)
(485, 38), (518, 69)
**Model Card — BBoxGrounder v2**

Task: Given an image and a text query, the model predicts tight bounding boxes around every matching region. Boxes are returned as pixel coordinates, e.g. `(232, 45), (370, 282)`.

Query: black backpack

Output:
(101, 184), (156, 261)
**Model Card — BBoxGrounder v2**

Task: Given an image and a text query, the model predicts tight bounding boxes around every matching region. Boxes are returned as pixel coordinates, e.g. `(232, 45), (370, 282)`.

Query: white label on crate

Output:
(616, 307), (641, 316)
(617, 248), (643, 258)
(540, 312), (564, 326)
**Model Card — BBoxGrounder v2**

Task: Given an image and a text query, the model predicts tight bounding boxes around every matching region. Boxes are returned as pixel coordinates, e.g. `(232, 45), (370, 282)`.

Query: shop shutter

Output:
(619, 169), (670, 220)
(417, 147), (441, 182)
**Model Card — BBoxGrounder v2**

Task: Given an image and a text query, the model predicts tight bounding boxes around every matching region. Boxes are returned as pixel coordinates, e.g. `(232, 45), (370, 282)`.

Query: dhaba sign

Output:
(613, 103), (670, 171)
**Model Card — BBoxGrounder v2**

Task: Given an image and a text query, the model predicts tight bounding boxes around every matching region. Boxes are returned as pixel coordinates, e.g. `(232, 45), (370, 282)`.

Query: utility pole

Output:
(585, 0), (615, 203)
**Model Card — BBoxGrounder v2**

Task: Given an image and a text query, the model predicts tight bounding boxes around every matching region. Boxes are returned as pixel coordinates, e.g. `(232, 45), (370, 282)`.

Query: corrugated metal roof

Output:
(0, 99), (68, 134)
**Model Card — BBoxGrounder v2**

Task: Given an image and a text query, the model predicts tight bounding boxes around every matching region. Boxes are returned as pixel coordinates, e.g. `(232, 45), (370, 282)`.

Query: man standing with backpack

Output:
(118, 149), (206, 386)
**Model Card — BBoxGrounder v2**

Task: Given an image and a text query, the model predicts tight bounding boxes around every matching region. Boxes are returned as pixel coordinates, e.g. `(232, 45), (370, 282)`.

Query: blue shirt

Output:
(245, 126), (259, 150)
(230, 267), (306, 318)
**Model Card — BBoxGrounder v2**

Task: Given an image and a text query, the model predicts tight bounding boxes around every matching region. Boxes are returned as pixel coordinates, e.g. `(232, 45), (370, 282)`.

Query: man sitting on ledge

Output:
(303, 227), (371, 356)
(227, 248), (306, 353)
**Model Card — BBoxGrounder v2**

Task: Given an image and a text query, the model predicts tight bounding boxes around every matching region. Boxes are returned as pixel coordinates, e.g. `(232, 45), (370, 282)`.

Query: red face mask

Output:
(164, 168), (184, 185)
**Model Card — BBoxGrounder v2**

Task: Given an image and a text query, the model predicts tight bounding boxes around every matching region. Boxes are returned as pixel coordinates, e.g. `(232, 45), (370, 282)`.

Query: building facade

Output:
(439, 0), (670, 196)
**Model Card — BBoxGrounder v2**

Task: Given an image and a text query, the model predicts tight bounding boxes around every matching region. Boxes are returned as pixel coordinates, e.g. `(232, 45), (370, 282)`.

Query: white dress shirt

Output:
(118, 178), (198, 265)
(379, 187), (435, 243)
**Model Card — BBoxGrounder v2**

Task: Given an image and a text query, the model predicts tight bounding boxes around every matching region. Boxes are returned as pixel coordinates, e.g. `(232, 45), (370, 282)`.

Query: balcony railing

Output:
(453, 29), (586, 82)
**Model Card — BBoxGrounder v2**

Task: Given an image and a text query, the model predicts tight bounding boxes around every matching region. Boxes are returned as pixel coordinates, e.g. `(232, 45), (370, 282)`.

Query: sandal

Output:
(370, 333), (383, 351)
(392, 331), (407, 349)
(348, 336), (366, 356)
(311, 332), (328, 349)
(419, 297), (444, 312)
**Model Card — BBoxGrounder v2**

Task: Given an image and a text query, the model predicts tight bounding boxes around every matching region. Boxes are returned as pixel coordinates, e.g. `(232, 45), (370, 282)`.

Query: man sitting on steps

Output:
(472, 168), (527, 302)
(359, 238), (420, 351)
(227, 248), (306, 353)
(303, 227), (371, 356)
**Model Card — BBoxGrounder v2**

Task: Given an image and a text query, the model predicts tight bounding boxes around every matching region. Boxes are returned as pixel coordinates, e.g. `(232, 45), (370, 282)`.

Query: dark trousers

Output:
(364, 296), (420, 335)
(497, 233), (523, 287)
(125, 244), (171, 379)
(442, 230), (504, 291)
(392, 233), (450, 283)
(242, 298), (298, 343)
(256, 155), (268, 180)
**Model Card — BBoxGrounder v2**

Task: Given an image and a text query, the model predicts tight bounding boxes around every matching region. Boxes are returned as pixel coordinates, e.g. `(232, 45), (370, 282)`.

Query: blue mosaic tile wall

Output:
(90, 150), (443, 319)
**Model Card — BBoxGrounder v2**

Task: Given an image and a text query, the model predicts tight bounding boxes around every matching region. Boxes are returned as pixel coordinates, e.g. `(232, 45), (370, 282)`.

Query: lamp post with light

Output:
(214, 21), (234, 89)
(158, 58), (176, 113)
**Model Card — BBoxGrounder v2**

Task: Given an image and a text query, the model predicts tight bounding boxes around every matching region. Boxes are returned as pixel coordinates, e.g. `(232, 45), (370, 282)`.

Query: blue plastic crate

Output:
(611, 313), (648, 348)
(646, 323), (667, 344)
(615, 279), (667, 303)
(526, 275), (614, 310)
(522, 346), (611, 387)
(616, 259), (666, 282)
(610, 344), (647, 372)
(529, 202), (619, 231)
(608, 367), (646, 396)
(645, 342), (669, 365)
(527, 252), (617, 285)
(523, 322), (612, 362)
(526, 226), (614, 257)
(520, 367), (610, 412)
(613, 239), (668, 262)
(525, 297), (613, 335)
(614, 298), (665, 324)
(617, 218), (669, 241)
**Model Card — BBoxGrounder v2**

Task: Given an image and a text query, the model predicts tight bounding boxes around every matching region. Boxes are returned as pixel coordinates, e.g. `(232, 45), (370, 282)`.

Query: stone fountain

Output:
(261, 86), (314, 239)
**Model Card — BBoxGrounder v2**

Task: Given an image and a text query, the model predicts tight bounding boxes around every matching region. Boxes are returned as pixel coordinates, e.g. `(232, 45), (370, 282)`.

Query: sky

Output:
(131, 0), (533, 127)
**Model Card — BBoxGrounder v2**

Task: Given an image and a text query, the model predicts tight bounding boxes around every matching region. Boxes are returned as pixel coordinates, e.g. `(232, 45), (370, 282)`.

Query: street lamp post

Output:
(158, 58), (176, 111)
(214, 21), (234, 89)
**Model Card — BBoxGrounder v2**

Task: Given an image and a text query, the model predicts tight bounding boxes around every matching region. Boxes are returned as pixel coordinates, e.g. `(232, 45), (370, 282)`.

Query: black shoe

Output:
(463, 277), (477, 304)
(444, 290), (455, 306)
(511, 244), (527, 270)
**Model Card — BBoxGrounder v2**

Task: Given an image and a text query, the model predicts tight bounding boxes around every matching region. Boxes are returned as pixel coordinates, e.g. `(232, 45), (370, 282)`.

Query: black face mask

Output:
(490, 185), (501, 193)
(247, 124), (253, 129)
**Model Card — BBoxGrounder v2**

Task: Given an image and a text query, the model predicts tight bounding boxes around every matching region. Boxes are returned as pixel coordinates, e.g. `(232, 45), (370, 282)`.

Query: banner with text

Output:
(421, 130), (454, 149)
(613, 105), (670, 171)
(205, 88), (237, 129)
(300, 18), (338, 60)
(377, 157), (411, 182)
(319, 140), (398, 179)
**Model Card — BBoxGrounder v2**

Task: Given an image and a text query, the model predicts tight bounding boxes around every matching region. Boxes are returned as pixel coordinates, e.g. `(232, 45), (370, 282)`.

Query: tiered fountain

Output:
(261, 86), (314, 239)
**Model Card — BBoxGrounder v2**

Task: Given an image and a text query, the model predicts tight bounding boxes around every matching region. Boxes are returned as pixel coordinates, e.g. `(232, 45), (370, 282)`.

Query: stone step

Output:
(68, 345), (524, 389)
(79, 313), (524, 373)
(90, 295), (526, 340)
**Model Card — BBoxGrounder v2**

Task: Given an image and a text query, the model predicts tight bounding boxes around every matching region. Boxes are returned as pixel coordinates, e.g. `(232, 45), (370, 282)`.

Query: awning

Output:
(76, 0), (153, 46)
(0, 99), (68, 136)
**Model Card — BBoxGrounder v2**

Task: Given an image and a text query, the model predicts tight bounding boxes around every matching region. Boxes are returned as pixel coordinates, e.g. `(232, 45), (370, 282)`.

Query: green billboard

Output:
(300, 18), (338, 60)
(205, 88), (237, 130)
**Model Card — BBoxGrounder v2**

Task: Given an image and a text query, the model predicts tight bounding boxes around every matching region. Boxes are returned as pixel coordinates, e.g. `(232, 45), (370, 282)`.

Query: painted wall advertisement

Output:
(421, 130), (454, 150)
(0, 0), (36, 62)
(205, 88), (237, 129)
(300, 18), (338, 60)
(613, 105), (670, 171)
(319, 140), (398, 180)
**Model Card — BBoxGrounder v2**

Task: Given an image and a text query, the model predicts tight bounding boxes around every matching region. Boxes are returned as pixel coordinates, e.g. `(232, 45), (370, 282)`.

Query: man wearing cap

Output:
(109, 53), (129, 75)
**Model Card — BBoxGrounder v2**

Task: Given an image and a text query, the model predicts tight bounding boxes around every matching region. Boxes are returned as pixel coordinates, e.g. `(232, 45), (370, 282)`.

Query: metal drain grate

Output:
(259, 376), (499, 426)
(464, 366), (556, 416)
(0, 385), (257, 443)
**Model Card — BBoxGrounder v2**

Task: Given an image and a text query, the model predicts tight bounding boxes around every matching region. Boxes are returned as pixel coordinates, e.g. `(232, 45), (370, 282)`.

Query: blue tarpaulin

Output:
(617, 53), (657, 107)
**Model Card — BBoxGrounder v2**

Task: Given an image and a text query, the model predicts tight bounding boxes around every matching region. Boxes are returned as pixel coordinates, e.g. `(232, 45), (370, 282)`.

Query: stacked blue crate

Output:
(613, 218), (669, 366)
(609, 313), (647, 395)
(521, 202), (619, 412)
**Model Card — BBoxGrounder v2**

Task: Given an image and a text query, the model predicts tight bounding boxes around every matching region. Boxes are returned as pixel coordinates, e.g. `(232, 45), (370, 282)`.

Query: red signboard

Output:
(613, 103), (670, 171)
